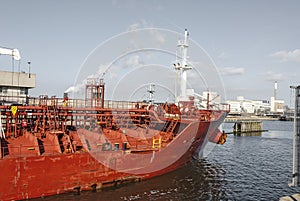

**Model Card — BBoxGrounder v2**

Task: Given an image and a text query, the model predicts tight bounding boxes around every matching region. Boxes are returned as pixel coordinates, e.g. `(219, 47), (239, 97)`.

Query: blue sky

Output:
(1, 1), (300, 105)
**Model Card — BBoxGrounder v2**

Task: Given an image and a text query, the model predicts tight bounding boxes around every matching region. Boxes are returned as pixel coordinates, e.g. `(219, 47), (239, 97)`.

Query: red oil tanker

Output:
(0, 30), (229, 200)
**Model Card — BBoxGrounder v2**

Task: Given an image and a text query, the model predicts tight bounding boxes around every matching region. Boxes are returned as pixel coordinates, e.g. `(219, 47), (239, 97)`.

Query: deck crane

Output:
(0, 47), (21, 60)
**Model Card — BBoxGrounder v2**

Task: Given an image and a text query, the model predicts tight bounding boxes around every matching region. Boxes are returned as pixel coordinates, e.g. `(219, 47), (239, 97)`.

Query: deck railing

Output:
(0, 95), (230, 111)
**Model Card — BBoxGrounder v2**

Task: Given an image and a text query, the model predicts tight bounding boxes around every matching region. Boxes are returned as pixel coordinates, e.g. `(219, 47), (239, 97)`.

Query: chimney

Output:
(274, 81), (277, 100)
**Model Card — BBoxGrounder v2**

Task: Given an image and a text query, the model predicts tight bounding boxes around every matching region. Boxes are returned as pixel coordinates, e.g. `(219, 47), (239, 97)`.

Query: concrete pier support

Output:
(233, 121), (262, 134)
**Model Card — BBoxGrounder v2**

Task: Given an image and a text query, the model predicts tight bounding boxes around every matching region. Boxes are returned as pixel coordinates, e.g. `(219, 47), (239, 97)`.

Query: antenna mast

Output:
(147, 84), (155, 105)
(174, 29), (192, 102)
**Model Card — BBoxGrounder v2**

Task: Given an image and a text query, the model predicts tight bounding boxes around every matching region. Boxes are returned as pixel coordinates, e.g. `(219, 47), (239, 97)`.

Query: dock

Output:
(226, 120), (267, 135)
(233, 120), (263, 134)
(224, 116), (277, 123)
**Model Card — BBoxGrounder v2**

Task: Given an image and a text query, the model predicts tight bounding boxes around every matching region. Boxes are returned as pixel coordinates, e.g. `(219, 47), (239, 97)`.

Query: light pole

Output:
(27, 61), (31, 78)
(290, 85), (300, 187)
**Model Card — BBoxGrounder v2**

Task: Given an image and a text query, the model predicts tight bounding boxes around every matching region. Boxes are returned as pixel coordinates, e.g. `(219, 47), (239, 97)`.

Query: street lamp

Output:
(27, 61), (31, 78)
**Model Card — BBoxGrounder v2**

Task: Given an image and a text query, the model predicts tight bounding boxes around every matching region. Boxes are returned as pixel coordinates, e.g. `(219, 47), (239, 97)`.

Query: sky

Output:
(1, 0), (300, 106)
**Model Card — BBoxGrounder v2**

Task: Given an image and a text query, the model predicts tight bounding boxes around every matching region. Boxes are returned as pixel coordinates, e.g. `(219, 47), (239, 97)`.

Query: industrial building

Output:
(226, 81), (285, 115)
(0, 47), (36, 105)
(0, 70), (36, 105)
(226, 96), (270, 115)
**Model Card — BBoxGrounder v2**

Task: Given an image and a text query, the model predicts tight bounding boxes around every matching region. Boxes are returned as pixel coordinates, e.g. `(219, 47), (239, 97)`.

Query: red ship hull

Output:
(0, 102), (228, 200)
(0, 29), (231, 200)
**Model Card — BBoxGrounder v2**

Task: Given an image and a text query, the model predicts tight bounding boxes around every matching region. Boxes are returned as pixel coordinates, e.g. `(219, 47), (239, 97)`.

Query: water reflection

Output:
(234, 131), (262, 136)
(100, 159), (226, 200)
(32, 159), (227, 201)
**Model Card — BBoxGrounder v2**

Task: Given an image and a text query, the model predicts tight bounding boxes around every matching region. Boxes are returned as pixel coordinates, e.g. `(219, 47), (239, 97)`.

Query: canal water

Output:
(35, 120), (300, 200)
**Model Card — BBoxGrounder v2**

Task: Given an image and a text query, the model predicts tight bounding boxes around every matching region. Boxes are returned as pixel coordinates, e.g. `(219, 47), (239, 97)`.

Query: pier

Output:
(233, 121), (263, 134)
(225, 120), (267, 135)
(224, 116), (278, 123)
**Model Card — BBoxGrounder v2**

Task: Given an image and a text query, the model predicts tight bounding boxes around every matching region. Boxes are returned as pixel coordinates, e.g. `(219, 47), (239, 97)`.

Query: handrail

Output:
(0, 95), (230, 111)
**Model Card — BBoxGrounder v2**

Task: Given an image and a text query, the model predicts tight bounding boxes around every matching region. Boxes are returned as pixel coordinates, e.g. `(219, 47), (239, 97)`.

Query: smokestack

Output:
(274, 81), (277, 100)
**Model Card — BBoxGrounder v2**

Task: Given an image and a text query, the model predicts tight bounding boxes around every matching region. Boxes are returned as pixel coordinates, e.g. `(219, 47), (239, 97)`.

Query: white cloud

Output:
(270, 49), (300, 62)
(127, 23), (140, 32)
(127, 19), (153, 31)
(124, 55), (143, 68)
(218, 67), (245, 76)
(149, 29), (165, 45)
(264, 71), (284, 81)
(126, 22), (166, 49)
(218, 51), (230, 59)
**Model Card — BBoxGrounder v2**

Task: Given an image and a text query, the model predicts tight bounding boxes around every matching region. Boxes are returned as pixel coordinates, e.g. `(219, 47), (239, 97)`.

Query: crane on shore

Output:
(0, 46), (21, 60)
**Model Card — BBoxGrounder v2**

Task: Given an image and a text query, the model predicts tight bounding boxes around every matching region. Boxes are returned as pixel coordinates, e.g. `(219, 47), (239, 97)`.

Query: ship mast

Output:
(174, 29), (192, 103)
(147, 84), (155, 105)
